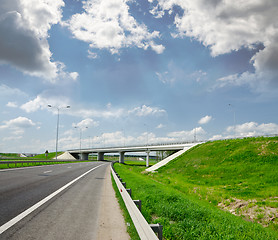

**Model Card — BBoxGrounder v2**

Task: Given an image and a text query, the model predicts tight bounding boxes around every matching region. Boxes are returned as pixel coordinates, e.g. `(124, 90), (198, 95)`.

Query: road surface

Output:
(0, 162), (129, 239)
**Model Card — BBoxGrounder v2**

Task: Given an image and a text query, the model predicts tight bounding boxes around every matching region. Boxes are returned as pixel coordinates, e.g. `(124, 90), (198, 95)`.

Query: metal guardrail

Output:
(0, 160), (80, 168)
(111, 162), (160, 240)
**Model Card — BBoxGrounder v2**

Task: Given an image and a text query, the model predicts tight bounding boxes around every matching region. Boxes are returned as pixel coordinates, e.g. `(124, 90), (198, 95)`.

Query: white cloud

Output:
(198, 115), (212, 125)
(20, 95), (166, 121)
(65, 0), (164, 54)
(21, 95), (71, 113)
(21, 95), (48, 113)
(156, 123), (165, 129)
(209, 134), (223, 141)
(73, 118), (99, 129)
(128, 105), (166, 117)
(156, 71), (175, 84)
(190, 70), (207, 83)
(87, 131), (176, 147)
(226, 122), (278, 137)
(0, 116), (36, 135)
(6, 102), (18, 108)
(151, 0), (278, 92)
(0, 84), (27, 97)
(88, 50), (98, 59)
(0, 0), (77, 83)
(168, 127), (206, 140)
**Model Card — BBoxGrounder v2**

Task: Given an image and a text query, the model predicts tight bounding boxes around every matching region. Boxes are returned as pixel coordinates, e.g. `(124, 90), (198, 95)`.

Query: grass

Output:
(0, 151), (91, 169)
(111, 172), (140, 240)
(0, 153), (20, 158)
(114, 136), (278, 239)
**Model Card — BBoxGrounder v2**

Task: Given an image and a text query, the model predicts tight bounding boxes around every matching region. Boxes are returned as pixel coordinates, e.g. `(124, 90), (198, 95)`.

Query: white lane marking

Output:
(67, 166), (72, 169)
(43, 170), (52, 174)
(0, 163), (106, 234)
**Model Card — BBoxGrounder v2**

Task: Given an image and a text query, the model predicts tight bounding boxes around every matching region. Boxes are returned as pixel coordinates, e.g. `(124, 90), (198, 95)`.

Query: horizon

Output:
(1, 0), (278, 153)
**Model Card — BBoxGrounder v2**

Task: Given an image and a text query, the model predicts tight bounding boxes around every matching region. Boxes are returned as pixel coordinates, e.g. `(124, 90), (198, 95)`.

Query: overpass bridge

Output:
(68, 141), (202, 167)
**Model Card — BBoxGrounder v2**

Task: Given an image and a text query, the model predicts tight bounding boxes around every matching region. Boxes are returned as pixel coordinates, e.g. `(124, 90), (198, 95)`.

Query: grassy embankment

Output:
(114, 136), (278, 239)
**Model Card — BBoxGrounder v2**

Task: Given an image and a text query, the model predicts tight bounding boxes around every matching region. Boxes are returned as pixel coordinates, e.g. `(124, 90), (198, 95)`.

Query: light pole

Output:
(194, 127), (197, 142)
(144, 123), (149, 146)
(228, 104), (236, 137)
(74, 126), (88, 157)
(48, 105), (70, 160)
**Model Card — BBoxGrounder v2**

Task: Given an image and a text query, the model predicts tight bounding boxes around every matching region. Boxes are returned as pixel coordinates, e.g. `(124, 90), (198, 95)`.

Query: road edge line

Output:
(0, 163), (105, 235)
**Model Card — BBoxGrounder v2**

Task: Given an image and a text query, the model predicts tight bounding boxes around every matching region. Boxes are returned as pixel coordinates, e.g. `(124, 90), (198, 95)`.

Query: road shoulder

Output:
(97, 164), (129, 240)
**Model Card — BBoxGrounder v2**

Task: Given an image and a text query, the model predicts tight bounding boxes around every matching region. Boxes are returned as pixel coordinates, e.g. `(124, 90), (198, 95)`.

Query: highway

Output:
(0, 162), (110, 240)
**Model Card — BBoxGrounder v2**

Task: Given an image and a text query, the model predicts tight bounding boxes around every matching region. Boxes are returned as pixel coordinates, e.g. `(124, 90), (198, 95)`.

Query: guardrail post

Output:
(111, 164), (159, 239)
(150, 223), (163, 240)
(133, 200), (141, 212)
(126, 188), (132, 197)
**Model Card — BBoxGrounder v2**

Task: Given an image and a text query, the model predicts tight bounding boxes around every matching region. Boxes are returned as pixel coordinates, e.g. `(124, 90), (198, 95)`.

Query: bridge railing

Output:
(68, 133), (278, 152)
(68, 140), (203, 152)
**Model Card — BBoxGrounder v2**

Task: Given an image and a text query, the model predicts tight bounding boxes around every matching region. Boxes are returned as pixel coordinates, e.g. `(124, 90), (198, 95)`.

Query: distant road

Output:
(0, 162), (109, 240)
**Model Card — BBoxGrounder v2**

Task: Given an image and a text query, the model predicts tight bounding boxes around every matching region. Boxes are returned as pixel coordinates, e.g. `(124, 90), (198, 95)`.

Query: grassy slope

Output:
(0, 153), (20, 158)
(114, 137), (278, 239)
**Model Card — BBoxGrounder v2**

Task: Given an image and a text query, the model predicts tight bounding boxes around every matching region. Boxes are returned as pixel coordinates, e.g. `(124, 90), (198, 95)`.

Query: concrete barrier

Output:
(146, 142), (203, 172)
(110, 164), (159, 240)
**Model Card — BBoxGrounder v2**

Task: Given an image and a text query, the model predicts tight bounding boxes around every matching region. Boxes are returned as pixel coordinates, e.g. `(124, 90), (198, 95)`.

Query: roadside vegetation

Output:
(114, 136), (278, 239)
(111, 173), (140, 240)
(0, 151), (85, 169)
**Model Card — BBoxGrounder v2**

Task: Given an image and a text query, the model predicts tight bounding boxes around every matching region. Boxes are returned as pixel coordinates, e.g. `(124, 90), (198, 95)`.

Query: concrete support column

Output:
(81, 153), (89, 160)
(97, 152), (104, 161)
(119, 152), (125, 164)
(146, 151), (150, 167)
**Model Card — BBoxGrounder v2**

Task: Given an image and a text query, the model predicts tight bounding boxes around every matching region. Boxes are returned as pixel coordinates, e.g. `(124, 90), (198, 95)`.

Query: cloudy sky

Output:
(1, 0), (278, 153)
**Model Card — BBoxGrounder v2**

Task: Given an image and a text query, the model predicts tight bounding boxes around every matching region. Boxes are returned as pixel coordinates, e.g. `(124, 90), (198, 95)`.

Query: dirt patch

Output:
(218, 198), (278, 227)
(257, 140), (278, 156)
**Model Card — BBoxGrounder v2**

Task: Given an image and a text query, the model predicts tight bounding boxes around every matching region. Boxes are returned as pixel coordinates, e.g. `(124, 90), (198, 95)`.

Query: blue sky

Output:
(1, 0), (278, 153)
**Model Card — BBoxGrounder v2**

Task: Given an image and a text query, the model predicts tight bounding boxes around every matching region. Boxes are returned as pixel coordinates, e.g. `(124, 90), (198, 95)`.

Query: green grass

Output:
(114, 136), (278, 239)
(111, 173), (140, 240)
(156, 137), (277, 201)
(0, 153), (20, 158)
(0, 160), (86, 169)
(31, 152), (63, 159)
(0, 151), (91, 169)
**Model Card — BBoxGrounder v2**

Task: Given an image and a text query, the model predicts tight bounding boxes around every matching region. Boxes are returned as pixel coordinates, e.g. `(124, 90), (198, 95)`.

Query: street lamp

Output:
(144, 123), (149, 146)
(74, 126), (88, 157)
(48, 105), (70, 160)
(228, 104), (236, 137)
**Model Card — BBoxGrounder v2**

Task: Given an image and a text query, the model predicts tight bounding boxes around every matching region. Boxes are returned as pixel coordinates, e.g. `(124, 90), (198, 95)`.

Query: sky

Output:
(1, 0), (278, 153)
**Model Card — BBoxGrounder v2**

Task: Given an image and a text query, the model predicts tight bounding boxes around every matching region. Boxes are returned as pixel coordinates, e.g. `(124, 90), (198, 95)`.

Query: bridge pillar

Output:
(119, 152), (125, 164)
(146, 151), (150, 167)
(81, 153), (89, 160)
(97, 152), (104, 161)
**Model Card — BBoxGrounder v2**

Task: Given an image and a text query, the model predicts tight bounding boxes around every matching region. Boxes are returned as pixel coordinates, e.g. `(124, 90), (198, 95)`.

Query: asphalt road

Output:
(0, 161), (110, 240)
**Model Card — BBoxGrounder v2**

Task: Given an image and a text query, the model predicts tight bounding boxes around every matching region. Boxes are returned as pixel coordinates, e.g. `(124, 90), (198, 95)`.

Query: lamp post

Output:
(74, 126), (88, 158)
(228, 104), (236, 137)
(48, 105), (70, 160)
(144, 123), (149, 146)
